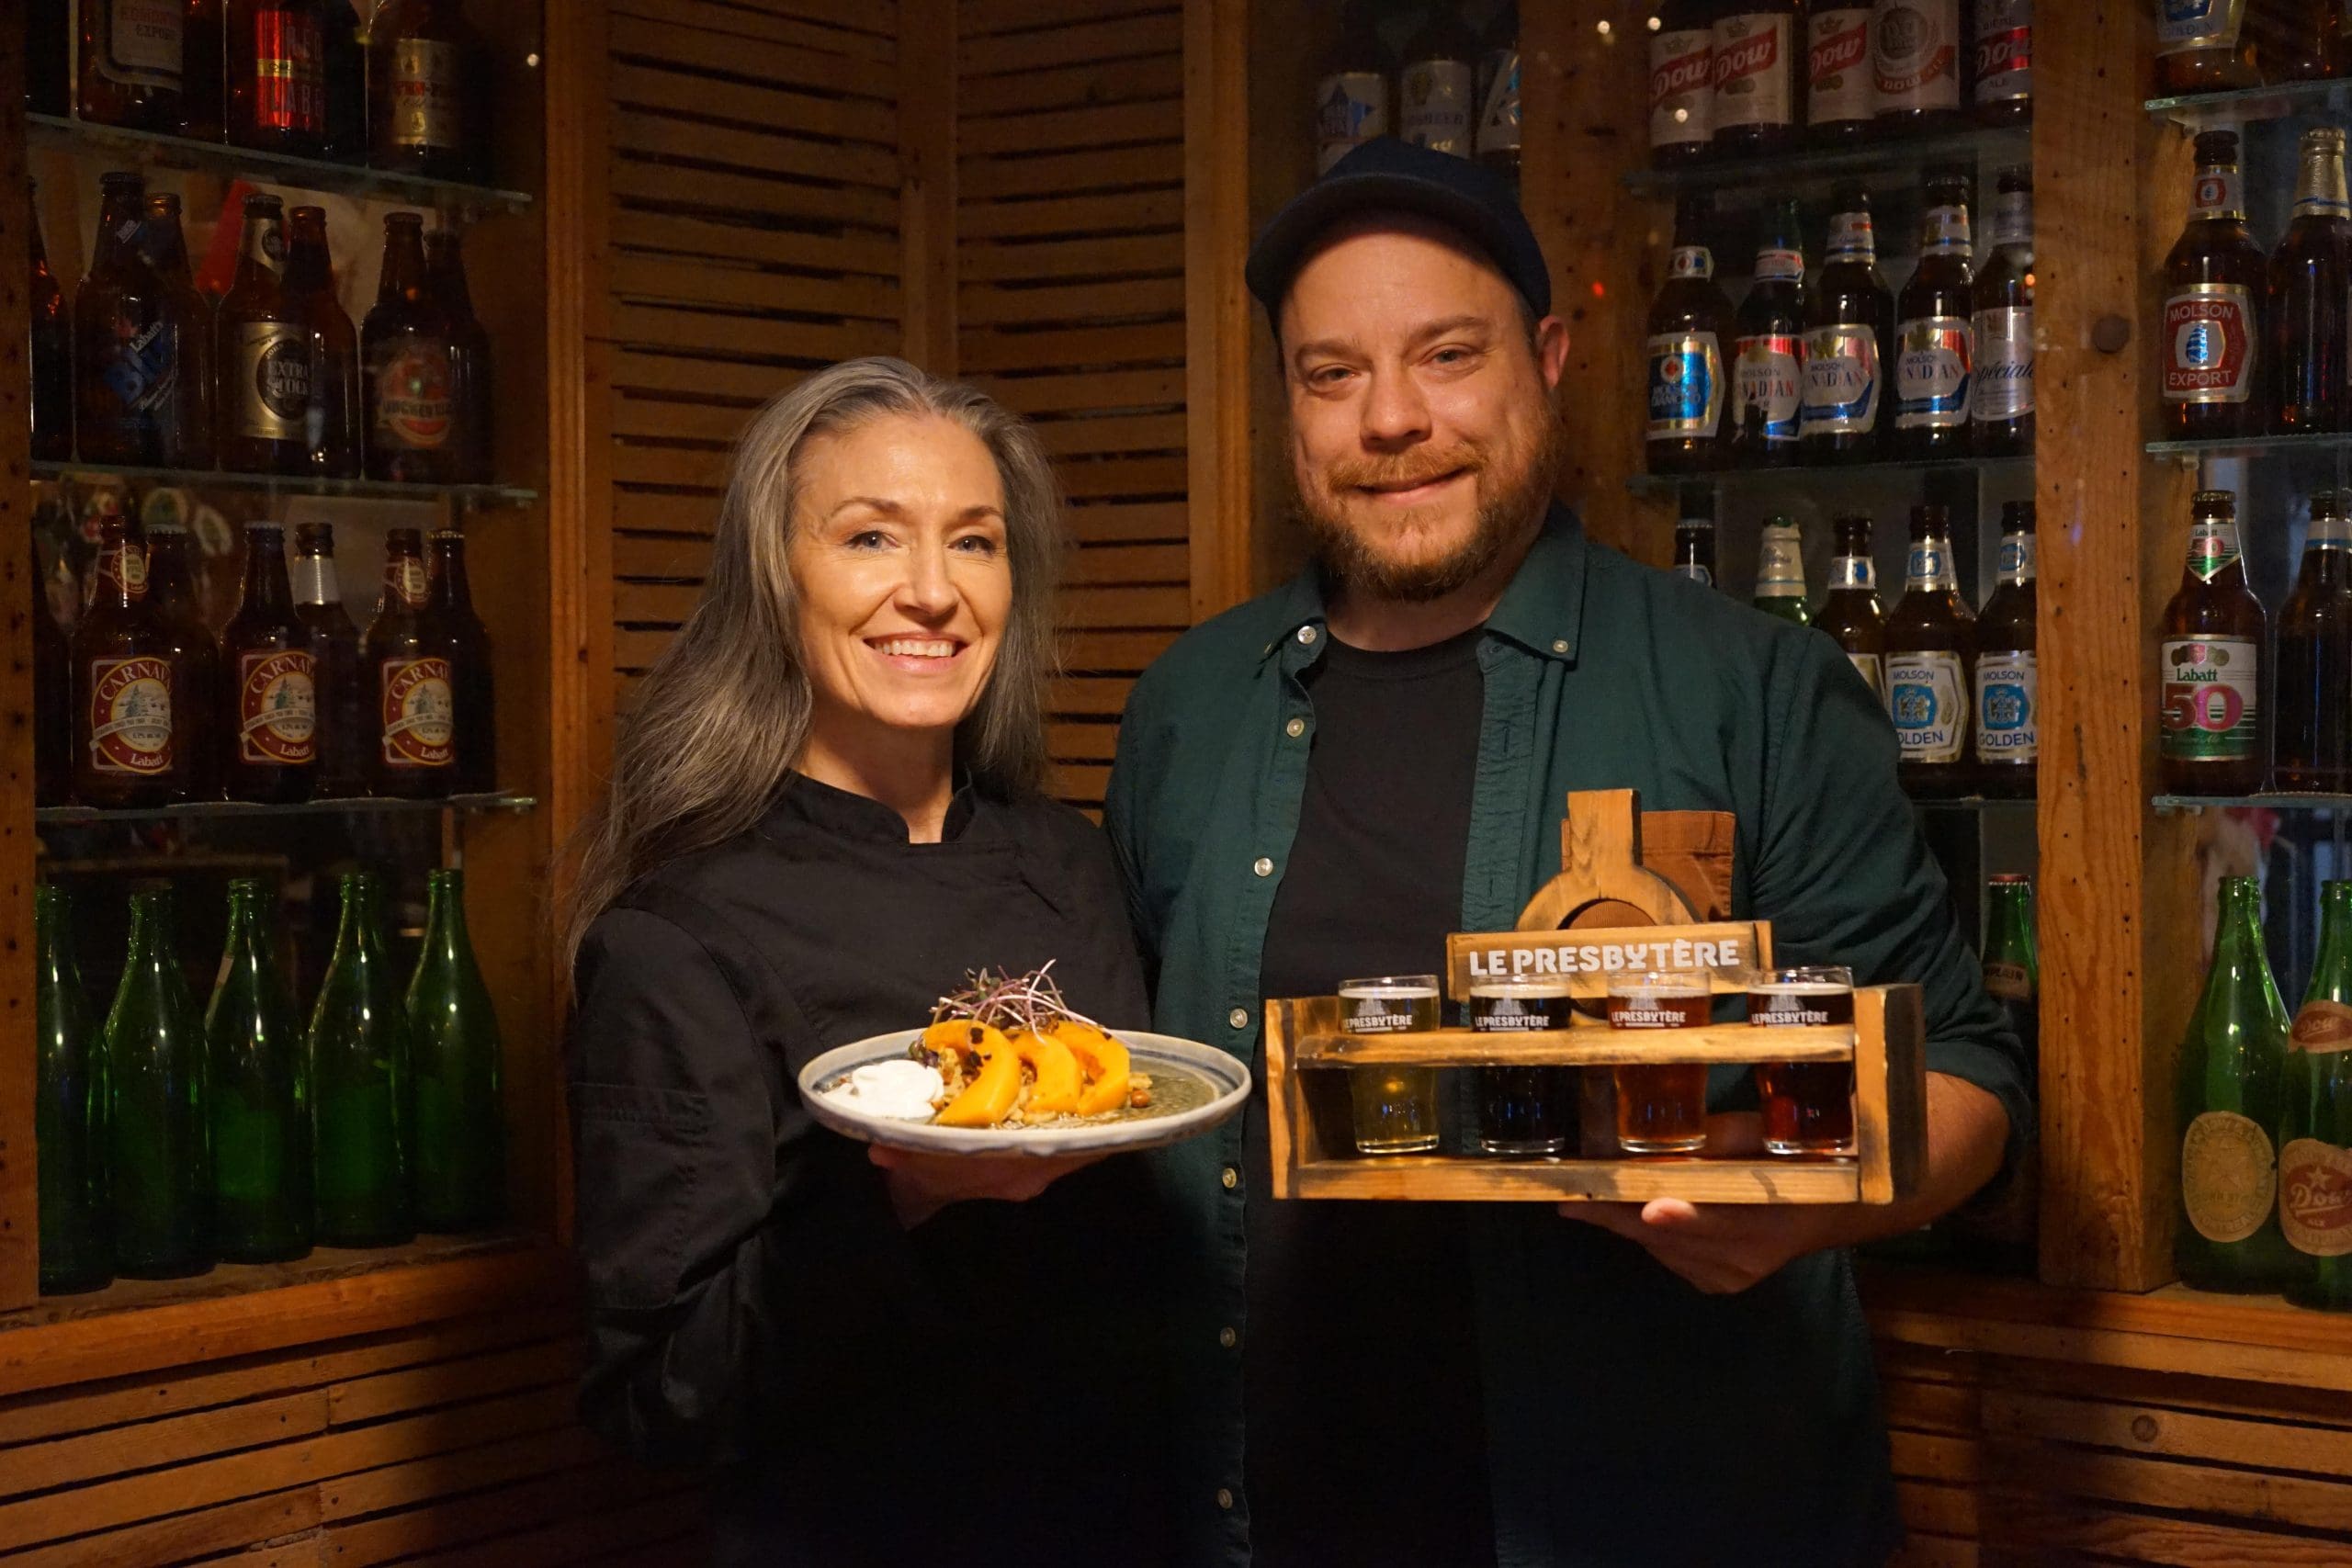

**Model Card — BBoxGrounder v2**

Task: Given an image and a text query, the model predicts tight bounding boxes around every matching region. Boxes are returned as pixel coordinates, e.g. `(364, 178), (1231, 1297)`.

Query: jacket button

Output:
(1216, 1488), (1236, 1510)
(1296, 626), (1317, 646)
(1285, 716), (1306, 739)
(1221, 1166), (1239, 1190)
(1229, 1008), (1250, 1030)
(1553, 638), (1570, 654)
(1218, 1325), (1238, 1348)
(1253, 856), (1273, 877)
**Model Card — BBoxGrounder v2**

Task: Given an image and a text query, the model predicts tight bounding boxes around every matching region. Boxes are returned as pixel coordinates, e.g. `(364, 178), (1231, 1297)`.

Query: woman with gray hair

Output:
(561, 358), (1172, 1564)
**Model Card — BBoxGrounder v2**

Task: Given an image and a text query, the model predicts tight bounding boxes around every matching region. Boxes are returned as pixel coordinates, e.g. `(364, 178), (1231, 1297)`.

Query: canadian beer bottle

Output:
(310, 871), (413, 1246)
(1731, 196), (1805, 467)
(424, 228), (493, 484)
(1398, 4), (1477, 158)
(144, 522), (220, 801)
(1645, 192), (1731, 473)
(1816, 513), (1887, 698)
(1973, 165), (2036, 456)
(220, 522), (319, 803)
(78, 0), (187, 132)
(137, 193), (218, 471)
(286, 206), (362, 477)
(1312, 0), (1390, 175)
(368, 0), (486, 182)
(227, 0), (330, 157)
(1883, 502), (1975, 795)
(36, 886), (111, 1295)
(71, 520), (180, 810)
(1805, 3), (1874, 145)
(30, 182), (73, 464)
(1973, 0), (2033, 125)
(1895, 169), (1976, 458)
(408, 868), (503, 1232)
(1474, 2), (1521, 176)
(2282, 880), (2352, 1307)
(215, 194), (312, 476)
(1803, 185), (1894, 464)
(2277, 490), (2352, 792)
(1975, 501), (2038, 796)
(2179, 875), (2298, 1292)
(1673, 484), (1718, 587)
(207, 877), (312, 1263)
(428, 528), (494, 793)
(1752, 516), (1811, 625)
(2164, 130), (2268, 440)
(362, 212), (458, 483)
(1871, 0), (1965, 131)
(2160, 0), (2260, 92)
(2160, 490), (2268, 797)
(73, 173), (175, 468)
(2272, 127), (2352, 434)
(1711, 0), (1800, 158)
(107, 883), (214, 1279)
(293, 523), (369, 795)
(1649, 0), (1718, 168)
(366, 527), (460, 797)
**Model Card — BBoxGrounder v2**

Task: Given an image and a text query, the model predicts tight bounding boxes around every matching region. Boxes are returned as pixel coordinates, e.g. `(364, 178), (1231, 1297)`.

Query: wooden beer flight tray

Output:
(1263, 790), (1927, 1205)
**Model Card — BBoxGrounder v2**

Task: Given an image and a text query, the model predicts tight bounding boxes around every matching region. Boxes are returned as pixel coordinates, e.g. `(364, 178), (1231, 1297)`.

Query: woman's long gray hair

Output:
(559, 356), (1061, 972)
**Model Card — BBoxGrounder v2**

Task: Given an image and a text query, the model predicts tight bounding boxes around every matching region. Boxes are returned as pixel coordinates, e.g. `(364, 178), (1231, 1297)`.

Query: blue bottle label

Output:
(1646, 332), (1723, 441)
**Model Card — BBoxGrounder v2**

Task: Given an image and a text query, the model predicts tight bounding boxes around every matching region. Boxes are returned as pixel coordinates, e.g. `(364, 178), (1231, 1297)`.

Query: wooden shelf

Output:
(2146, 432), (2352, 462)
(1292, 1022), (1855, 1066)
(2145, 77), (2352, 129)
(2154, 792), (2352, 814)
(37, 792), (537, 826)
(1293, 1155), (1860, 1204)
(35, 461), (537, 506)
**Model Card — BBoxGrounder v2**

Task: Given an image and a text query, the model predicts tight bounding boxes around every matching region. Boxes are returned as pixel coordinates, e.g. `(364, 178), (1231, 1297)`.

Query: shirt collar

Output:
(763, 770), (982, 844)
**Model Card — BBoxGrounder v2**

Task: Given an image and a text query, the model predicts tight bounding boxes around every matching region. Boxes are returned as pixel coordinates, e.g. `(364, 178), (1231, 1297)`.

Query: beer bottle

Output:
(362, 212), (458, 484)
(285, 206), (362, 478)
(220, 522), (319, 803)
(309, 870), (413, 1247)
(226, 0), (329, 157)
(428, 528), (494, 793)
(78, 0), (187, 132)
(1711, 1), (1801, 158)
(1398, 4), (1477, 158)
(1672, 484), (1718, 587)
(2272, 128), (2352, 435)
(1730, 196), (1805, 467)
(368, 0), (487, 183)
(206, 877), (311, 1263)
(30, 183), (73, 465)
(1895, 169), (1976, 459)
(136, 193), (218, 471)
(74, 173), (175, 468)
(1871, 0), (1966, 132)
(107, 883), (214, 1279)
(2159, 3), (2259, 104)
(2164, 130), (2268, 440)
(185, 0), (227, 141)
(1474, 2), (1521, 177)
(1752, 517), (1811, 626)
(216, 195), (308, 476)
(1973, 0), (2032, 124)
(2275, 490), (2352, 792)
(1816, 513), (1887, 698)
(2178, 875), (2297, 1292)
(1983, 874), (2040, 1061)
(1804, 186), (1894, 465)
(2159, 490), (2268, 797)
(144, 522), (220, 801)
(1883, 502), (1975, 795)
(1312, 0), (1390, 176)
(35, 886), (111, 1295)
(1974, 502), (2038, 795)
(1645, 192), (1730, 474)
(292, 523), (368, 795)
(2264, 0), (2347, 82)
(366, 527), (460, 797)
(72, 520), (180, 809)
(1973, 166), (2036, 457)
(2284, 881), (2352, 1306)
(425, 228), (493, 484)
(33, 553), (73, 807)
(1648, 0), (1718, 169)
(408, 868), (503, 1232)
(1805, 4), (1874, 145)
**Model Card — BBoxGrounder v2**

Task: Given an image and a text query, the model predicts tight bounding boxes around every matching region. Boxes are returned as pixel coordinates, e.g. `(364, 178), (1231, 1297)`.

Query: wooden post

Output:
(0, 12), (36, 1311)
(1184, 0), (1254, 616)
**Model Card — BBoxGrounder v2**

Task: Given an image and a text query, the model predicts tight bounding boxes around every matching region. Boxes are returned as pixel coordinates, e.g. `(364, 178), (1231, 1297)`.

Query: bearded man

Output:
(1105, 140), (2031, 1568)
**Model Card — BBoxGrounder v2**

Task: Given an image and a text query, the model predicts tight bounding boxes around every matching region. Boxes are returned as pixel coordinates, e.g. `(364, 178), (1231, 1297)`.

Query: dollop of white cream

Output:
(823, 1058), (944, 1122)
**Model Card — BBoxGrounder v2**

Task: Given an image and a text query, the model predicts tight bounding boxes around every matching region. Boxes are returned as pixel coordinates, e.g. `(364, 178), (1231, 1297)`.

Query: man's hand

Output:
(867, 1145), (1104, 1229)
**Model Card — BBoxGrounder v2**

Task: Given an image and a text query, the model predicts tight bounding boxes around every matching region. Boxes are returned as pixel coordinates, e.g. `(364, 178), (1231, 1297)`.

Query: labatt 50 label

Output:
(2183, 1109), (2278, 1244)
(2165, 284), (2258, 405)
(1887, 650), (1966, 761)
(2161, 637), (2260, 761)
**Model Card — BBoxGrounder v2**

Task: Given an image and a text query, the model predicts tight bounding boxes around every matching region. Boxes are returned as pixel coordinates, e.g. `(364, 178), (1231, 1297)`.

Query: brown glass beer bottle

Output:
(2159, 490), (2269, 798)
(284, 206), (362, 477)
(368, 0), (485, 183)
(2164, 130), (2269, 440)
(143, 522), (220, 800)
(362, 213), (458, 483)
(1974, 501), (2038, 797)
(74, 173), (175, 468)
(1973, 0), (2032, 124)
(2276, 490), (2352, 793)
(1815, 513), (1887, 700)
(1871, 0), (1966, 133)
(226, 0), (330, 157)
(365, 527), (460, 797)
(1973, 166), (2035, 457)
(291, 523), (369, 795)
(1805, 4), (1873, 145)
(72, 521), (180, 809)
(2270, 127), (2352, 435)
(1894, 169), (1976, 458)
(427, 529), (494, 793)
(220, 522), (318, 804)
(1711, 1), (1802, 159)
(78, 1), (188, 133)
(2159, 0), (2260, 93)
(136, 193), (218, 470)
(216, 195), (309, 476)
(1648, 0), (1718, 168)
(1883, 502), (1975, 796)
(425, 229), (493, 483)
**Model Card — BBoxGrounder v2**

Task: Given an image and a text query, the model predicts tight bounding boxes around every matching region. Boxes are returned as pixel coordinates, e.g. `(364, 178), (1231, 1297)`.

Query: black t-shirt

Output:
(1250, 627), (1498, 1568)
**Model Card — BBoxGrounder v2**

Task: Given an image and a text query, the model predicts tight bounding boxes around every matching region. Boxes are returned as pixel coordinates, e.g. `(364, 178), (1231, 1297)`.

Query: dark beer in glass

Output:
(1469, 979), (1573, 1156)
(1749, 966), (1859, 1156)
(1606, 971), (1713, 1155)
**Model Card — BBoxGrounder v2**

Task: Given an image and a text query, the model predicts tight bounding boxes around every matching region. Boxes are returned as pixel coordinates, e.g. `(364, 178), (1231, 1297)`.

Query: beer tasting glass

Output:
(1748, 965), (1859, 1156)
(1468, 978), (1575, 1156)
(1339, 975), (1442, 1155)
(1605, 970), (1713, 1155)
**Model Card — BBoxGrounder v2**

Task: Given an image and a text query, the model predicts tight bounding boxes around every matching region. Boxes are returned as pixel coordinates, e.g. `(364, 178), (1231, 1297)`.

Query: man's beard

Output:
(1296, 413), (1567, 604)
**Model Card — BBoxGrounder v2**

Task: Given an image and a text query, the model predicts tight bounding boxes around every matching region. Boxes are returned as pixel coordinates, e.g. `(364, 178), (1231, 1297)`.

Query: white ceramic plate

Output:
(798, 1028), (1251, 1156)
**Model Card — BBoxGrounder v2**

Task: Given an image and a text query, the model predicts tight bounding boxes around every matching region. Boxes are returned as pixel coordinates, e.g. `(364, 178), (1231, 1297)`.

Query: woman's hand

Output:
(867, 1145), (1105, 1229)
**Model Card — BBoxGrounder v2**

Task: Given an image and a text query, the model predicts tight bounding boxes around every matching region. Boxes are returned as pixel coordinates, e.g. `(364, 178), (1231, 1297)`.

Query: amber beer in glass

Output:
(1749, 966), (1859, 1156)
(1338, 976), (1441, 1155)
(1606, 971), (1712, 1155)
(1469, 979), (1573, 1156)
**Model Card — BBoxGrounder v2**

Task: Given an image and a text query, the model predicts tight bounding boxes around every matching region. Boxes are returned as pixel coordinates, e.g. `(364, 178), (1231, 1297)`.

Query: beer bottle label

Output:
(1802, 325), (1881, 435)
(1733, 332), (1804, 446)
(1994, 190), (2034, 249)
(1846, 650), (1884, 698)
(380, 657), (457, 769)
(1998, 530), (2037, 584)
(1712, 14), (1793, 132)
(1886, 650), (1966, 761)
(2281, 1139), (2352, 1257)
(373, 343), (455, 452)
(1972, 306), (2036, 423)
(88, 656), (175, 775)
(1974, 651), (2037, 764)
(1400, 58), (1476, 156)
(1921, 204), (1973, 258)
(388, 557), (431, 609)
(1806, 8), (1873, 126)
(2182, 1110), (2277, 1244)
(1315, 72), (1388, 174)
(101, 315), (178, 418)
(251, 9), (327, 134)
(1645, 333), (1724, 442)
(1894, 315), (1974, 431)
(1982, 958), (2033, 1002)
(1871, 0), (1962, 114)
(99, 542), (150, 600)
(1649, 28), (1716, 151)
(2159, 636), (2260, 761)
(2189, 169), (2247, 221)
(1476, 48), (1521, 157)
(1669, 245), (1714, 281)
(2292, 999), (2352, 1054)
(1830, 554), (1877, 591)
(1754, 247), (1804, 284)
(237, 649), (319, 765)
(1756, 528), (1805, 600)
(100, 0), (185, 90)
(390, 38), (463, 151)
(2158, 0), (2246, 54)
(1826, 209), (1877, 262)
(2188, 516), (2245, 581)
(1973, 0), (2032, 105)
(2312, 510), (2352, 549)
(2164, 285), (2258, 405)
(236, 322), (313, 442)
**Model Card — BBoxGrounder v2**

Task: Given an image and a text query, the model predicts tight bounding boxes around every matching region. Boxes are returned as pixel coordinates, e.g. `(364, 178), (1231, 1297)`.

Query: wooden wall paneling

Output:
(899, 0), (959, 371)
(0, 6), (38, 1313)
(1182, 0), (1251, 622)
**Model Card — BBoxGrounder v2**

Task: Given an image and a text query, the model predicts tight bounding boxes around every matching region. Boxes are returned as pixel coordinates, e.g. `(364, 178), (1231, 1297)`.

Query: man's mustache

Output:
(1321, 448), (1487, 493)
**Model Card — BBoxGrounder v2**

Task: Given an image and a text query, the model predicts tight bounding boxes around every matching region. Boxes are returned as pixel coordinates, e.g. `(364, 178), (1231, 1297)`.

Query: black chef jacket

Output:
(569, 773), (1174, 1567)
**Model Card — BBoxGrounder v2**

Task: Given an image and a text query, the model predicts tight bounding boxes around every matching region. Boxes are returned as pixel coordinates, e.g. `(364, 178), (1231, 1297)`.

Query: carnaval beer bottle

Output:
(1973, 165), (2036, 456)
(309, 870), (414, 1247)
(1650, 0), (1719, 168)
(1895, 168), (1976, 459)
(71, 520), (180, 809)
(143, 521), (220, 801)
(207, 876), (312, 1263)
(366, 526), (461, 796)
(1312, 0), (1390, 176)
(1804, 186), (1895, 464)
(2270, 127), (2352, 435)
(1883, 502), (1975, 795)
(293, 522), (369, 795)
(363, 212), (458, 482)
(1398, 4), (1477, 158)
(1645, 192), (1731, 473)
(408, 867), (504, 1232)
(2164, 130), (2268, 440)
(2275, 489), (2352, 792)
(1805, 3), (1874, 144)
(1731, 196), (1805, 467)
(2283, 881), (2352, 1308)
(107, 882), (215, 1279)
(35, 885), (111, 1295)
(1974, 501), (2038, 796)
(2159, 489), (2268, 797)
(1711, 0), (1801, 158)
(1816, 513), (1887, 698)
(219, 522), (319, 803)
(1752, 517), (1812, 625)
(2177, 875), (2297, 1292)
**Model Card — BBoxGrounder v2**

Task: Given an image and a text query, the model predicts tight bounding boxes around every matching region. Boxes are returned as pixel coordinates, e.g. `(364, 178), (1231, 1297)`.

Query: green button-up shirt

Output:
(1105, 506), (2030, 1568)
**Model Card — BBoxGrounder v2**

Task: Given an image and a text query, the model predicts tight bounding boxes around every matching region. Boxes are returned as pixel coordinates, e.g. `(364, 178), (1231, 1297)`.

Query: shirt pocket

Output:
(571, 1081), (713, 1314)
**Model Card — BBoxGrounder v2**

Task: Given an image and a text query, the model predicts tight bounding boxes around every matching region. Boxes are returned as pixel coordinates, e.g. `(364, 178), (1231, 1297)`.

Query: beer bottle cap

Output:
(1989, 873), (2032, 885)
(1998, 165), (2031, 194)
(1912, 502), (1951, 531)
(2308, 127), (2347, 154)
(2193, 129), (2241, 166)
(2192, 488), (2237, 514)
(2001, 500), (2036, 533)
(294, 522), (335, 552)
(99, 170), (144, 196)
(243, 193), (284, 217)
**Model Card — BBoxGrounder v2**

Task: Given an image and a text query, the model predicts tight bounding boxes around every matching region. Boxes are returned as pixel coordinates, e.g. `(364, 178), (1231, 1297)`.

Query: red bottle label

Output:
(2163, 286), (2256, 404)
(1713, 16), (1792, 131)
(253, 10), (326, 133)
(89, 656), (174, 775)
(238, 649), (319, 765)
(1649, 29), (1715, 149)
(380, 657), (456, 769)
(375, 345), (454, 451)
(1808, 10), (1872, 126)
(2282, 1139), (2352, 1257)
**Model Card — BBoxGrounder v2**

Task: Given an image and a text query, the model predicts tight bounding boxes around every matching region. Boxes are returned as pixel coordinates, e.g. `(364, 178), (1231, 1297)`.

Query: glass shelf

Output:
(2147, 432), (2352, 463)
(2155, 792), (2352, 814)
(34, 461), (537, 507)
(2145, 79), (2352, 130)
(28, 113), (532, 213)
(1627, 455), (2031, 496)
(37, 792), (537, 826)
(1622, 125), (2031, 197)
(1912, 795), (2036, 811)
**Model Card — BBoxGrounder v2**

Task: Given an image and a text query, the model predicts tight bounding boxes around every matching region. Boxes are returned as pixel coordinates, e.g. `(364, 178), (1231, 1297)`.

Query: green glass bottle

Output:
(308, 871), (414, 1247)
(408, 868), (503, 1234)
(206, 878), (313, 1264)
(105, 884), (215, 1279)
(35, 886), (111, 1294)
(2282, 880), (2352, 1309)
(2177, 876), (2298, 1292)
(1983, 874), (2041, 1064)
(1752, 517), (1812, 626)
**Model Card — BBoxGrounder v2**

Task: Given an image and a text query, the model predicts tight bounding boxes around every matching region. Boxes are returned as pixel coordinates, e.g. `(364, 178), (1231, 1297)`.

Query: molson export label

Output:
(237, 649), (318, 765)
(2165, 283), (2257, 406)
(1806, 7), (1872, 126)
(374, 344), (453, 450)
(89, 656), (174, 775)
(379, 656), (456, 770)
(236, 321), (312, 441)
(2159, 0), (2246, 53)
(1649, 23), (1715, 154)
(98, 0), (185, 90)
(2183, 1109), (2278, 1244)
(1712, 13), (1792, 132)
